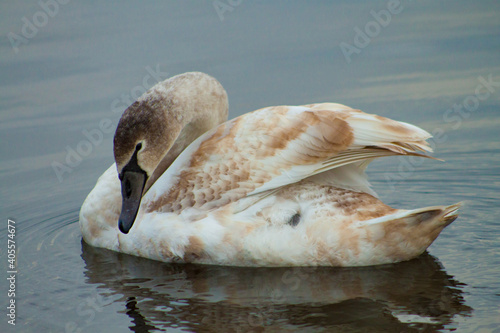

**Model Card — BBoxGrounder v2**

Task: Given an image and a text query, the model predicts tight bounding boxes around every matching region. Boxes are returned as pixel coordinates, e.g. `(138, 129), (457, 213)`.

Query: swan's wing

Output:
(143, 103), (432, 214)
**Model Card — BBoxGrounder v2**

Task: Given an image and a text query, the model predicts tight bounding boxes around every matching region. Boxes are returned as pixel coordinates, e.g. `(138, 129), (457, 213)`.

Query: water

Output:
(1, 1), (499, 332)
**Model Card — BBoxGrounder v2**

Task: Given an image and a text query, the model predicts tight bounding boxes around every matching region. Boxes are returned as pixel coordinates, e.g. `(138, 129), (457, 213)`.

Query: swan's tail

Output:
(357, 202), (462, 265)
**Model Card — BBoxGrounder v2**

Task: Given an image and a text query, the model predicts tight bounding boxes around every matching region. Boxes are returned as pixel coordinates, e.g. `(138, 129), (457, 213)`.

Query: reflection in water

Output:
(81, 241), (471, 332)
(124, 296), (157, 333)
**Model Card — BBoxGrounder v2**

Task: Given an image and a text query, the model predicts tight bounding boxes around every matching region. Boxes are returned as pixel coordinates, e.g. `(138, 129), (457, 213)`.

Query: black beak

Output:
(117, 142), (147, 234)
(118, 170), (147, 234)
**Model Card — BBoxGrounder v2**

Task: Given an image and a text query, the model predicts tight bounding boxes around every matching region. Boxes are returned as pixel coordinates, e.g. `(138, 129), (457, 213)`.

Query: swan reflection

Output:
(81, 241), (471, 332)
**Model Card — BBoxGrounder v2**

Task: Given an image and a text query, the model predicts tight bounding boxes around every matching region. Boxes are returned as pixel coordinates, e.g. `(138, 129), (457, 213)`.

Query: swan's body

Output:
(80, 72), (459, 267)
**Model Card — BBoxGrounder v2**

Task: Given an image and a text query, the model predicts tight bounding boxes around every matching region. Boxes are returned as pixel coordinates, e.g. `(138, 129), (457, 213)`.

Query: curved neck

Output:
(116, 72), (229, 194)
(144, 120), (209, 193)
(146, 74), (229, 192)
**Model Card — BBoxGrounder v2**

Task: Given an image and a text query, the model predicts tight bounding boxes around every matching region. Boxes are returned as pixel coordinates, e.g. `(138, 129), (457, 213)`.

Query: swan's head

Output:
(113, 102), (166, 234)
(113, 72), (228, 234)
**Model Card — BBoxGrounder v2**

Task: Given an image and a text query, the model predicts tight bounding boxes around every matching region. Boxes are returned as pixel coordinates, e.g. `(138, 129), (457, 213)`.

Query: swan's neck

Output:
(144, 120), (208, 193)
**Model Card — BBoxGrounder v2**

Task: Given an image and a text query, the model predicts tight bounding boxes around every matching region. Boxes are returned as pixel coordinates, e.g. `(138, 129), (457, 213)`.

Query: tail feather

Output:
(406, 202), (462, 227)
(441, 202), (462, 227)
(360, 202), (462, 229)
(356, 203), (462, 264)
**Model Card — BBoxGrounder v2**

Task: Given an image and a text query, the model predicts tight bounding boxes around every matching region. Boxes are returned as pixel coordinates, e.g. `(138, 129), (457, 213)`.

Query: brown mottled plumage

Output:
(80, 72), (460, 267)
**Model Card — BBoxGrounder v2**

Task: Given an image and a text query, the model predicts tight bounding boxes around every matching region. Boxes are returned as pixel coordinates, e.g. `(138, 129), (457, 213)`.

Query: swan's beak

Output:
(118, 170), (147, 234)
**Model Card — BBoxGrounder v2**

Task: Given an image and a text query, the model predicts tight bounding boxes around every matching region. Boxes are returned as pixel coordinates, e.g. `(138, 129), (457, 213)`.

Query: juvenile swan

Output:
(80, 72), (460, 267)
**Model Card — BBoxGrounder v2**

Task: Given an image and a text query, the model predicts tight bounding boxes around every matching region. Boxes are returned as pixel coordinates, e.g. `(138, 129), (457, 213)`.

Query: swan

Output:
(79, 71), (460, 267)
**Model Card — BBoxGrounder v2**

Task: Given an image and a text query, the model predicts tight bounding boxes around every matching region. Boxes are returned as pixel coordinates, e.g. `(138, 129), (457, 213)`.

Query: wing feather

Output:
(143, 103), (433, 214)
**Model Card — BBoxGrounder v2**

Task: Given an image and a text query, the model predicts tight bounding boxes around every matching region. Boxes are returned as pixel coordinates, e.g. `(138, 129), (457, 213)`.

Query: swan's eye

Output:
(288, 213), (301, 227)
(135, 142), (142, 151)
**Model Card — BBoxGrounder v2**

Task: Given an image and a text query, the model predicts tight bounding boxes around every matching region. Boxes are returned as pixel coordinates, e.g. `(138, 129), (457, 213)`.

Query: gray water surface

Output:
(1, 1), (500, 332)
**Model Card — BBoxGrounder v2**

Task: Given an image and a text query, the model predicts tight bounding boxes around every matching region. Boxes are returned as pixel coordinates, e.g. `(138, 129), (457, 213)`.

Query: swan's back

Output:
(144, 103), (431, 215)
